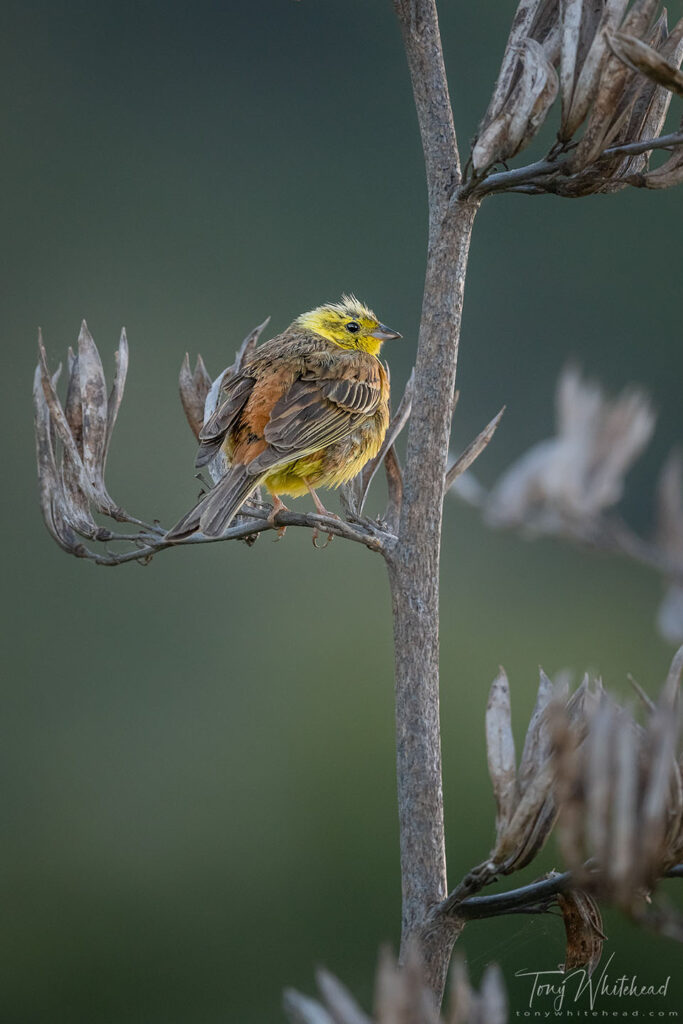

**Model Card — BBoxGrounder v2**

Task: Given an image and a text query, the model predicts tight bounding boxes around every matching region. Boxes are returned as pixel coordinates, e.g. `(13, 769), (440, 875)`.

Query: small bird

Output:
(168, 295), (401, 539)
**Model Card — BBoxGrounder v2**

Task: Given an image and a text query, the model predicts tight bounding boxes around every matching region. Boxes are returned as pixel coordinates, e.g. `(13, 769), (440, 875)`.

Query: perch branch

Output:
(66, 506), (390, 567)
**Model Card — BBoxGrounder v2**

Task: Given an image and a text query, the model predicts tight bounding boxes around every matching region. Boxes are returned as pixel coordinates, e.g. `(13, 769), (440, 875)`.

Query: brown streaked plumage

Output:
(168, 297), (400, 539)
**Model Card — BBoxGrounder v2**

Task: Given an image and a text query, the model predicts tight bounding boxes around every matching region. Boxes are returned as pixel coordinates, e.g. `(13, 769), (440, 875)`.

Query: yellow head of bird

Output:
(296, 295), (401, 356)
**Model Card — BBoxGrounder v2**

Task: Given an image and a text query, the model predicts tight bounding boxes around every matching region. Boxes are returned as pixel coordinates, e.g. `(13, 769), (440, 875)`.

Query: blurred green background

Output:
(2, 1), (682, 1021)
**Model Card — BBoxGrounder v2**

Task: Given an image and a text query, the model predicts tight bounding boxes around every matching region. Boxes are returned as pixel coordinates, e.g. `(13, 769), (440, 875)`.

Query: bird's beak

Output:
(370, 323), (402, 341)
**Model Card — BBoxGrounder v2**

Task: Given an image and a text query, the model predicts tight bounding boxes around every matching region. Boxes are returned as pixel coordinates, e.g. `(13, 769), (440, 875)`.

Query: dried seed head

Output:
(473, 0), (683, 196)
(484, 366), (655, 531)
(34, 323), (135, 554)
(284, 949), (508, 1024)
(449, 958), (507, 1024)
(554, 647), (683, 913)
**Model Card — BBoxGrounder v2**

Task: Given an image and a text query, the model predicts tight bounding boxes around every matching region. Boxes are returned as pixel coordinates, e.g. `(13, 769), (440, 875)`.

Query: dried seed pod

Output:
(471, 963), (508, 1024)
(517, 42), (561, 150)
(531, 0), (562, 61)
(473, 39), (559, 172)
(283, 949), (509, 1024)
(179, 353), (212, 439)
(374, 945), (440, 1024)
(558, 0), (584, 135)
(565, 0), (645, 143)
(554, 649), (683, 911)
(609, 29), (683, 97)
(604, 14), (671, 177)
(480, 0), (557, 127)
(568, 0), (660, 171)
(181, 316), (271, 483)
(106, 330), (129, 459)
(483, 669), (599, 875)
(315, 969), (372, 1024)
(636, 143), (683, 188)
(557, 889), (605, 975)
(654, 451), (683, 643)
(486, 669), (519, 839)
(283, 990), (335, 1024)
(657, 450), (683, 558)
(33, 361), (82, 554)
(658, 585), (683, 644)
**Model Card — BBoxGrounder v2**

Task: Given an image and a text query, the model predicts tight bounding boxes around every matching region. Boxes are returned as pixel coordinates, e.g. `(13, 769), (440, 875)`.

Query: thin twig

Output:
(356, 370), (414, 515)
(467, 131), (683, 198)
(445, 406), (505, 489)
(440, 862), (683, 922)
(455, 872), (573, 920)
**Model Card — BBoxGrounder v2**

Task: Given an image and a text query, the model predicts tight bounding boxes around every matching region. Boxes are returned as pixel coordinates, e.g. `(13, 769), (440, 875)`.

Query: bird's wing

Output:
(195, 373), (255, 467)
(247, 367), (382, 475)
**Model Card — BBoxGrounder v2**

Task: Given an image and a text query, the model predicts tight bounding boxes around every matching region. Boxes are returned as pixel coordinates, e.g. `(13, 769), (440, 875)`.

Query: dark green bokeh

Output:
(2, 1), (682, 1021)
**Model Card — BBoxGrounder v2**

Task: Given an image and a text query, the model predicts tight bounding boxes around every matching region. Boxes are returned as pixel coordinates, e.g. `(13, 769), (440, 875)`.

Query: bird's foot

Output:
(304, 481), (341, 548)
(267, 494), (289, 539)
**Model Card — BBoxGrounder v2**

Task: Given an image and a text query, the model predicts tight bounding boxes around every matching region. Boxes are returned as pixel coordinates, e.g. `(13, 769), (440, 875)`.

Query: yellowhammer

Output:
(168, 296), (401, 538)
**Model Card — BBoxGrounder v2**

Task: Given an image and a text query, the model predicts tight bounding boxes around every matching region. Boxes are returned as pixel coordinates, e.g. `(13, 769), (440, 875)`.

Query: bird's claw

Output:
(312, 526), (333, 549)
(311, 509), (341, 549)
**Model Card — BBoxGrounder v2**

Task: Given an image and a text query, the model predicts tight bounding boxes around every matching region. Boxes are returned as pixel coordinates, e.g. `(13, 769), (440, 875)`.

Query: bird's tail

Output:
(166, 465), (262, 539)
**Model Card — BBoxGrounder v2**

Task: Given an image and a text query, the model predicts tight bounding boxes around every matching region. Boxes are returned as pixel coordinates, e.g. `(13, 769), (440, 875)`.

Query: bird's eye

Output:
(346, 321), (360, 333)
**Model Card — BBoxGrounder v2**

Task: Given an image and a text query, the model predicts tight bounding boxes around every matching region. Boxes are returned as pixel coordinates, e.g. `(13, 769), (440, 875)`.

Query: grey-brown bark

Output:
(387, 0), (479, 996)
